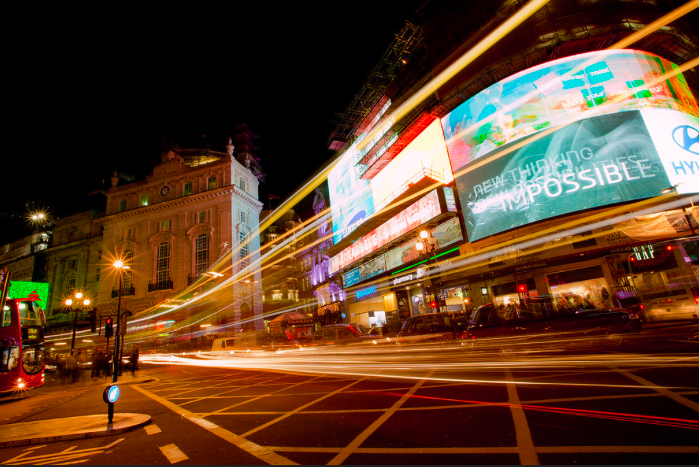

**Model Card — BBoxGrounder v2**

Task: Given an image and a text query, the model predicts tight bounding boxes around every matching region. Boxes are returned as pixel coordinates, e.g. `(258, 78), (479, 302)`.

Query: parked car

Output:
(396, 312), (468, 345)
(306, 324), (386, 348)
(463, 296), (641, 356)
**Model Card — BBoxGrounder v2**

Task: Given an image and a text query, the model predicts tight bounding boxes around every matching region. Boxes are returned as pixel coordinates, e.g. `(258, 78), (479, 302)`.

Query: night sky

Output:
(3, 2), (426, 241)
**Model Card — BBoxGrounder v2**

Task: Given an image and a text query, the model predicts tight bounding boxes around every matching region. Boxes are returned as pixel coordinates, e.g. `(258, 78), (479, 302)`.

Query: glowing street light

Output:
(65, 292), (91, 355)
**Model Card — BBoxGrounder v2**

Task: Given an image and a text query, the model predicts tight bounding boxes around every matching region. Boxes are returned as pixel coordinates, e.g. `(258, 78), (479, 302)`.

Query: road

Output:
(1, 326), (698, 464)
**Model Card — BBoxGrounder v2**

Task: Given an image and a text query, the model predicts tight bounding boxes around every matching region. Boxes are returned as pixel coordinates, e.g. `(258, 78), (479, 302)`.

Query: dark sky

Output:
(3, 2), (426, 239)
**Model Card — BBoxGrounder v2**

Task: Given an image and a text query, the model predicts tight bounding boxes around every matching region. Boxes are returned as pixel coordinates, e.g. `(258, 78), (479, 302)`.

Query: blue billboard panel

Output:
(455, 111), (672, 242)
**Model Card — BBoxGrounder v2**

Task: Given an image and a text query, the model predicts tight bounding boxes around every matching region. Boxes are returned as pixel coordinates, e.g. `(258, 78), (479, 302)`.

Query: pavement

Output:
(0, 372), (155, 448)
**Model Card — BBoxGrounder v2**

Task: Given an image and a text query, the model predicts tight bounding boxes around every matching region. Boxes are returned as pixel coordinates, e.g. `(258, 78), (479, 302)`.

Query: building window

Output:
(184, 181), (193, 196)
(127, 228), (134, 239)
(272, 290), (283, 301)
(208, 176), (217, 190)
(239, 232), (248, 268)
(119, 198), (127, 212)
(197, 212), (206, 224)
(69, 259), (77, 269)
(239, 177), (245, 191)
(66, 277), (76, 295)
(141, 193), (148, 206)
(122, 250), (134, 291)
(195, 234), (210, 276)
(240, 211), (246, 224)
(95, 269), (100, 284)
(158, 219), (171, 232)
(98, 249), (102, 260)
(156, 242), (170, 284)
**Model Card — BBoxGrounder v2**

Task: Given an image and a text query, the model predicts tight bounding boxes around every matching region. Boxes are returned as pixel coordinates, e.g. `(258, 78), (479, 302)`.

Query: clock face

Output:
(160, 185), (170, 198)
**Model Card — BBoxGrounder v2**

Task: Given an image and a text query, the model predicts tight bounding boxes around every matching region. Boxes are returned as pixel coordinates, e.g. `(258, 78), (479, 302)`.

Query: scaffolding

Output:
(326, 21), (425, 151)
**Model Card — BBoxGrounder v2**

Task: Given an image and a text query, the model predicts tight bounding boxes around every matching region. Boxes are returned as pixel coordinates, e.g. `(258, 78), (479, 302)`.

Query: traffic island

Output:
(0, 413), (151, 448)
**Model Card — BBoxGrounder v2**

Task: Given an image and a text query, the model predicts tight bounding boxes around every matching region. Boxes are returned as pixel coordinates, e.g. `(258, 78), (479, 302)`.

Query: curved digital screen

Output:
(444, 50), (699, 242)
(442, 49), (698, 173)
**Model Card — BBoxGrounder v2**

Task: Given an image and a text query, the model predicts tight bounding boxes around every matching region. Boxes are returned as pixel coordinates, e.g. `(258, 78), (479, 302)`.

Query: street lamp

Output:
(662, 184), (696, 236)
(65, 292), (91, 356)
(112, 260), (130, 380)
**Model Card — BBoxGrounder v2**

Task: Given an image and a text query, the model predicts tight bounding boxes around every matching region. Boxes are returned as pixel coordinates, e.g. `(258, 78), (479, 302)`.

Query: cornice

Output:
(99, 187), (244, 224)
(232, 185), (264, 210)
(43, 238), (95, 254)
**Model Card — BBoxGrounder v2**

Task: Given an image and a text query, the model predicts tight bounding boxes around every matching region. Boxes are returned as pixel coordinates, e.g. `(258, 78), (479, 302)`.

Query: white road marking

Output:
(327, 370), (435, 466)
(144, 424), (162, 435)
(133, 384), (297, 465)
(1, 439), (123, 465)
(505, 369), (540, 465)
(613, 366), (699, 414)
(159, 444), (188, 464)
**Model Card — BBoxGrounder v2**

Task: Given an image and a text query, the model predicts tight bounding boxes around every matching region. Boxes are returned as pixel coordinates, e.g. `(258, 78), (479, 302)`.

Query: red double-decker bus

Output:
(1, 268), (46, 395)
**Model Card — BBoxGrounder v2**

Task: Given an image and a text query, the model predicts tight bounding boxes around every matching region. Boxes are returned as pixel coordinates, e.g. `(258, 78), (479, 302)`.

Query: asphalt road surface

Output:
(1, 326), (698, 465)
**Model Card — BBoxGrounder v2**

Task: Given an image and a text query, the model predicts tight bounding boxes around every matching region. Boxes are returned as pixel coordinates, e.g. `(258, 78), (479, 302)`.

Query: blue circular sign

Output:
(103, 385), (120, 403)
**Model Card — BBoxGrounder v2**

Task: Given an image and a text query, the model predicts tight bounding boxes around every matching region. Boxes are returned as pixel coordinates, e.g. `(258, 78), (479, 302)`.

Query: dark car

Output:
(463, 296), (641, 356)
(306, 324), (385, 348)
(396, 313), (468, 345)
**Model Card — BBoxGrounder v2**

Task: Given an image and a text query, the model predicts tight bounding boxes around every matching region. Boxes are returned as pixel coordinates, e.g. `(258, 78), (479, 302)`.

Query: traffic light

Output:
(89, 310), (97, 333)
(517, 284), (528, 294)
(430, 300), (437, 309)
(105, 318), (114, 338)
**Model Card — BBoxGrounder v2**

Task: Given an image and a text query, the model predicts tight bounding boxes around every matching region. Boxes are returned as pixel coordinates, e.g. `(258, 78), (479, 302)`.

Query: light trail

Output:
(370, 392), (699, 430)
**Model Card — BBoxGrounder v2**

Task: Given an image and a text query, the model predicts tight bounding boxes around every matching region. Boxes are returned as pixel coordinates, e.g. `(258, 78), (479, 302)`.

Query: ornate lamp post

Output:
(65, 292), (91, 356)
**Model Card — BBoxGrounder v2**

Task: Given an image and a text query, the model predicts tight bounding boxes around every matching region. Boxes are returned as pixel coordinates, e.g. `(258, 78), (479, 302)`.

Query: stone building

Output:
(94, 140), (264, 333)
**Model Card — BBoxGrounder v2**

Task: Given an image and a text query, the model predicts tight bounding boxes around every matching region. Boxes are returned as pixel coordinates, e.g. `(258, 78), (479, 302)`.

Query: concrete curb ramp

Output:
(0, 413), (151, 448)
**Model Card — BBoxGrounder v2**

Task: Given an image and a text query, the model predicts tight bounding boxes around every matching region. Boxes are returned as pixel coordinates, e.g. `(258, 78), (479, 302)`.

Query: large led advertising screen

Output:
(455, 110), (691, 242)
(329, 119), (454, 244)
(441, 50), (699, 174)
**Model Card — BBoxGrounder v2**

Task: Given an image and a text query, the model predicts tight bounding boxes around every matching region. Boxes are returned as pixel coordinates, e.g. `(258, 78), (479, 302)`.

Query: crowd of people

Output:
(56, 345), (139, 384)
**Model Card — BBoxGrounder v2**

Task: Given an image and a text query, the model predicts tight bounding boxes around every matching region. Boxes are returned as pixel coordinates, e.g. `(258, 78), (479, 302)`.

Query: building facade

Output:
(94, 143), (265, 337)
(323, 0), (699, 330)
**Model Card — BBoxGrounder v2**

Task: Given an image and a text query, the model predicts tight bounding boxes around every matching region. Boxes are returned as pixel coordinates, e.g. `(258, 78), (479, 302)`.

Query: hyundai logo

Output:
(672, 125), (699, 155)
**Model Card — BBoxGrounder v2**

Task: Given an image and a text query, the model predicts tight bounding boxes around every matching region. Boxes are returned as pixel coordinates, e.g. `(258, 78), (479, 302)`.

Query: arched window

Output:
(156, 242), (170, 284)
(239, 232), (248, 268)
(122, 250), (135, 291)
(195, 234), (210, 276)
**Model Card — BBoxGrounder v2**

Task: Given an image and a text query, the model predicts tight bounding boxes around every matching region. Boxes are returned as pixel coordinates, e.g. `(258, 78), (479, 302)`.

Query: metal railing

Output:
(111, 286), (135, 298)
(148, 278), (173, 292)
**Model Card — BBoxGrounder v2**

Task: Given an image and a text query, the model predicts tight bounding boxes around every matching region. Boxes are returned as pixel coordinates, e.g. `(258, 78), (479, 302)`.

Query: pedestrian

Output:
(92, 348), (104, 378)
(131, 345), (140, 375)
(64, 352), (78, 383)
(104, 348), (114, 377)
(76, 349), (87, 381)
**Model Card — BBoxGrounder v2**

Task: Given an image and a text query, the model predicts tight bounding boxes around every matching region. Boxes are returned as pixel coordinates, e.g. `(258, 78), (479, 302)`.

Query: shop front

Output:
(347, 284), (388, 332)
(546, 265), (612, 309)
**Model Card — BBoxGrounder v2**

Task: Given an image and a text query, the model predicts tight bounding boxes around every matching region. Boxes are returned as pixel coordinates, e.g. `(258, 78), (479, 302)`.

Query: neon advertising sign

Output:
(329, 189), (444, 275)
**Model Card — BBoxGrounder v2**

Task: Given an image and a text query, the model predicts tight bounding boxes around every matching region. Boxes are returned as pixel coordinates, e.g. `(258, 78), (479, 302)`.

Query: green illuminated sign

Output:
(7, 281), (49, 306)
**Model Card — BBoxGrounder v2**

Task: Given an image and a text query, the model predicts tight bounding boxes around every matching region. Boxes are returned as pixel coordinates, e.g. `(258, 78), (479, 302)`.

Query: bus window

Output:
(19, 301), (42, 327)
(2, 306), (11, 327)
(22, 341), (44, 375)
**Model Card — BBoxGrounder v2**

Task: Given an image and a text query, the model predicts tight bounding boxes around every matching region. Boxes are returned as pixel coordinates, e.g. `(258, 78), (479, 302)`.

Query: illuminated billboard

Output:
(455, 110), (676, 241)
(7, 281), (49, 307)
(441, 50), (699, 174)
(342, 217), (464, 287)
(329, 119), (455, 244)
(330, 189), (445, 275)
(371, 119), (453, 212)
